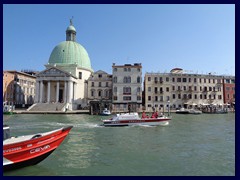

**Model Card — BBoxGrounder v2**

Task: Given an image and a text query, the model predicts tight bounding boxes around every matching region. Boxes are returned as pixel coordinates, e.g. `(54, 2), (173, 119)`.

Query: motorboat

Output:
(3, 125), (73, 172)
(100, 108), (111, 116)
(188, 109), (202, 114)
(176, 108), (190, 114)
(3, 105), (15, 115)
(102, 112), (170, 127)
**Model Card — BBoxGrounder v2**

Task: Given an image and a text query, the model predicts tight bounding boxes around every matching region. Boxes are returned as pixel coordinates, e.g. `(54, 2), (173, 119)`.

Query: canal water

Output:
(3, 113), (235, 176)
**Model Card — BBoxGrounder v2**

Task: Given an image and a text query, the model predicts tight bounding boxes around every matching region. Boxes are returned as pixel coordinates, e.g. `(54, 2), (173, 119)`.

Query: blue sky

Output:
(3, 4), (235, 76)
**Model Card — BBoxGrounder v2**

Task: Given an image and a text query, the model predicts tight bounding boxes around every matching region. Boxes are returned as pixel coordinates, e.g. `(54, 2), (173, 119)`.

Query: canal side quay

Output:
(12, 109), (180, 114)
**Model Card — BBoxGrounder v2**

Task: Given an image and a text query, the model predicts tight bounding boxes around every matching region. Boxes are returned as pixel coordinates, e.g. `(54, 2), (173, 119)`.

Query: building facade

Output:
(144, 68), (224, 112)
(87, 70), (112, 114)
(34, 20), (93, 111)
(223, 76), (235, 107)
(5, 71), (36, 108)
(112, 63), (142, 112)
(3, 71), (15, 104)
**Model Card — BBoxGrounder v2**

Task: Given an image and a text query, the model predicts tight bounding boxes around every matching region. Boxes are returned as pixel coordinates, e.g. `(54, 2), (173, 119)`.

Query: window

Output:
(123, 96), (131, 101)
(113, 76), (117, 83)
(177, 78), (181, 82)
(137, 87), (141, 92)
(172, 94), (176, 99)
(166, 77), (169, 82)
(124, 76), (131, 83)
(137, 76), (141, 83)
(183, 78), (187, 82)
(166, 87), (169, 92)
(79, 72), (82, 79)
(99, 82), (101, 87)
(155, 96), (158, 101)
(137, 96), (141, 101)
(194, 94), (197, 99)
(178, 94), (181, 99)
(188, 94), (192, 99)
(128, 68), (131, 72)
(106, 82), (109, 87)
(123, 87), (131, 94)
(98, 74), (102, 78)
(114, 68), (117, 72)
(124, 68), (127, 72)
(172, 86), (175, 91)
(98, 91), (102, 97)
(113, 96), (118, 100)
(91, 90), (95, 97)
(148, 96), (151, 101)
(148, 77), (151, 81)
(172, 78), (175, 82)
(148, 87), (151, 92)
(194, 78), (197, 83)
(189, 78), (191, 82)
(127, 76), (131, 83)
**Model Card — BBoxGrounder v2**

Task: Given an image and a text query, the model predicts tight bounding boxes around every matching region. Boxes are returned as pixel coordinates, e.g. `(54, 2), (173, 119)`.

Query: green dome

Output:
(48, 41), (93, 71)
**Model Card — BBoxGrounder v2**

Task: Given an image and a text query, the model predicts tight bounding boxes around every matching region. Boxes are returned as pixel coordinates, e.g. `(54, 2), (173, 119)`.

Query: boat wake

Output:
(54, 122), (103, 128)
(136, 124), (156, 128)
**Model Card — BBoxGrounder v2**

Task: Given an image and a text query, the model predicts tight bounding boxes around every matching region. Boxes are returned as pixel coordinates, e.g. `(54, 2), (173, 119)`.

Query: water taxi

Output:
(102, 112), (170, 127)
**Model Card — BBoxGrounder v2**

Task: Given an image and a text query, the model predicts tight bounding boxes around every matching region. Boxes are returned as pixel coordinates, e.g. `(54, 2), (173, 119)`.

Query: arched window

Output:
(98, 90), (102, 97)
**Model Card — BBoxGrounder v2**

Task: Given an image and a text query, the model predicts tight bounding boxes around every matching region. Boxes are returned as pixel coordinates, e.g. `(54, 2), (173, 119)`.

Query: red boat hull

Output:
(3, 126), (73, 172)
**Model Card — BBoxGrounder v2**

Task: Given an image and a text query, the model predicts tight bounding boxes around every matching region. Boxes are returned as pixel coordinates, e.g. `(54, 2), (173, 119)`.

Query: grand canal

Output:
(3, 112), (235, 176)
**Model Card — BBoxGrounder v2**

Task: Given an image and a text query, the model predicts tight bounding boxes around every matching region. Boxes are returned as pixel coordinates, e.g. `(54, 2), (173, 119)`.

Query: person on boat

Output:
(142, 111), (148, 118)
(151, 111), (158, 118)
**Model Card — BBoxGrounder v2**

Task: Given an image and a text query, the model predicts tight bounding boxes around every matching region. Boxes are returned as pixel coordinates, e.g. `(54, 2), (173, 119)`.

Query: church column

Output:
(39, 81), (43, 103)
(56, 81), (60, 103)
(47, 81), (51, 103)
(64, 81), (67, 103)
(73, 82), (76, 100)
(68, 81), (73, 103)
(35, 81), (39, 103)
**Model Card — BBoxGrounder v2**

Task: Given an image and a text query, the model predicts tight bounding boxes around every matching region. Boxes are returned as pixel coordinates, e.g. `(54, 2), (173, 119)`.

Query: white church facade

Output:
(32, 20), (93, 111)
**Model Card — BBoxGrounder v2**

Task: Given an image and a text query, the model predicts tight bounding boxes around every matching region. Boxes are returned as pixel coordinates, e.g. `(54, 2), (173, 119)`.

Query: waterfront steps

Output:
(28, 103), (66, 112)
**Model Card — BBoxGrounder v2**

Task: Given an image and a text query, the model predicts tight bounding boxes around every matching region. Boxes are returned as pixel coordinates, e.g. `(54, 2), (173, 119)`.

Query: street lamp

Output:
(167, 100), (170, 117)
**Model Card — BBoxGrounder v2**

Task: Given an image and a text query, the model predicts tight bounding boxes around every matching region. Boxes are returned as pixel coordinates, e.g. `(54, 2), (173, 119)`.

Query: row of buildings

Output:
(3, 65), (235, 113)
(3, 20), (235, 113)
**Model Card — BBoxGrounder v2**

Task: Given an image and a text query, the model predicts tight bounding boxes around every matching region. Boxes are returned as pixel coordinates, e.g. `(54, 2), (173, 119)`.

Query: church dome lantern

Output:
(48, 18), (93, 72)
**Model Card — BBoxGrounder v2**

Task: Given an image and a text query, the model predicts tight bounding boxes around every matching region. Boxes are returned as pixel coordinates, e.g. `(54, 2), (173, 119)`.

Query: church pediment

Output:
(37, 67), (74, 78)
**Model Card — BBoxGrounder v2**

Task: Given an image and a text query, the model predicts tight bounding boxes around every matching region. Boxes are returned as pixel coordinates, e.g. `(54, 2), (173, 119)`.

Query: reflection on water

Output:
(3, 113), (235, 176)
